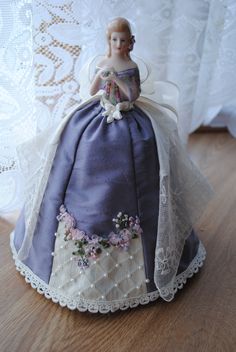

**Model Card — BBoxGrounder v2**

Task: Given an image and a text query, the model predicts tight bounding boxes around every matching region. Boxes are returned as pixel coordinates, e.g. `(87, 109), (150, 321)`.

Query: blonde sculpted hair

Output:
(106, 17), (133, 57)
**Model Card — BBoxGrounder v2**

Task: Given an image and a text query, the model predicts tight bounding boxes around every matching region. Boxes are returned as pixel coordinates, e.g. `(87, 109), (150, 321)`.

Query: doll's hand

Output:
(100, 67), (117, 81)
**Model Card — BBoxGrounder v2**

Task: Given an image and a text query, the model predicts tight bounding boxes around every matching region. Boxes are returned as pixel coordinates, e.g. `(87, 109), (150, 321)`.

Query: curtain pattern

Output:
(0, 0), (34, 213)
(33, 0), (82, 131)
(0, 0), (235, 212)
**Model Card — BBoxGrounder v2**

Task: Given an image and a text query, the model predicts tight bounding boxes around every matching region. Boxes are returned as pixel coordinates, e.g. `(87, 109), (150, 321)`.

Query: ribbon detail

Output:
(100, 95), (134, 124)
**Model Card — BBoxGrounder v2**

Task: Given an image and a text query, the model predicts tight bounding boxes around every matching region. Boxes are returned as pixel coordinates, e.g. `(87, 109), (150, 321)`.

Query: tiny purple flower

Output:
(70, 228), (85, 240)
(78, 258), (89, 269)
(135, 216), (140, 225)
(108, 231), (120, 246)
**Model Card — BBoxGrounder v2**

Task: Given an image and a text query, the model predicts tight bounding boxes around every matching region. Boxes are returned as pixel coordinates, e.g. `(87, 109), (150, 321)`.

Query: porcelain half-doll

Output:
(11, 17), (213, 313)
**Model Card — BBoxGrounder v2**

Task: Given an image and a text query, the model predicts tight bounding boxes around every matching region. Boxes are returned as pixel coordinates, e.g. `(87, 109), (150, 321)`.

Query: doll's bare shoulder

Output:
(96, 57), (109, 69)
(129, 60), (139, 70)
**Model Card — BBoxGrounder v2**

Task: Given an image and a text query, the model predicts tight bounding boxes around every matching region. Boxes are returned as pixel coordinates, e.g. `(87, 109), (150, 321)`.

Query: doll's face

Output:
(110, 31), (130, 55)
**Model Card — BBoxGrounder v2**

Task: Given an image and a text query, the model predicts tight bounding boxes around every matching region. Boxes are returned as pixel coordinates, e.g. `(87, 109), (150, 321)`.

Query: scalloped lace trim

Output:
(10, 232), (206, 314)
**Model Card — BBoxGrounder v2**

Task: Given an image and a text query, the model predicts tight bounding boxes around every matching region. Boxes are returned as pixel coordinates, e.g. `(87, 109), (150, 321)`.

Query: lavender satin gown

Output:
(13, 67), (202, 312)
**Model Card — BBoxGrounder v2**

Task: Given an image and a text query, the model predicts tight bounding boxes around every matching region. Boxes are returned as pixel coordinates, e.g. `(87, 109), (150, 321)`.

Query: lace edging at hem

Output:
(10, 232), (206, 314)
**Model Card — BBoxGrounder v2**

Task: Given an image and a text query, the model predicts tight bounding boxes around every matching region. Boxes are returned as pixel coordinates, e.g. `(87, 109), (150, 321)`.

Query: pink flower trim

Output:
(56, 205), (143, 268)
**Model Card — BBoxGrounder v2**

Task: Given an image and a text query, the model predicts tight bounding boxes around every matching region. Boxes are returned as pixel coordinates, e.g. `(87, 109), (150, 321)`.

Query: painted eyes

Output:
(112, 38), (126, 43)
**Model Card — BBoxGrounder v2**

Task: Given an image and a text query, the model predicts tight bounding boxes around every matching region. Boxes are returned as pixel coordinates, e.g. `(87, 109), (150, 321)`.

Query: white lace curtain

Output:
(0, 0), (236, 213)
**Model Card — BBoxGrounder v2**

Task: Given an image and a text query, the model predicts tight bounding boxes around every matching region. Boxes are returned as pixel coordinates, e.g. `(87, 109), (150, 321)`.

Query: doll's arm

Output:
(90, 68), (104, 96)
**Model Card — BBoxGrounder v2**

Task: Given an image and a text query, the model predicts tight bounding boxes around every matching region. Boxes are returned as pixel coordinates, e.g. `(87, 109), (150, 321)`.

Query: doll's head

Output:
(106, 17), (135, 57)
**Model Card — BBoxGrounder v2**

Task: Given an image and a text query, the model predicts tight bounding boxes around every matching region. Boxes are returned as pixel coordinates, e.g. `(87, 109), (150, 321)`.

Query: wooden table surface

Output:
(0, 132), (236, 352)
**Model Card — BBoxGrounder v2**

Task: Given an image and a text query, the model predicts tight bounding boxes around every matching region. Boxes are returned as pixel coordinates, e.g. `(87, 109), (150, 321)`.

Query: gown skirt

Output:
(12, 99), (204, 313)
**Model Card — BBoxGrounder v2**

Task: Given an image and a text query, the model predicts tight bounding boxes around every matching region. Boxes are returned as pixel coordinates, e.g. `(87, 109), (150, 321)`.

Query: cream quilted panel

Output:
(49, 222), (148, 301)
